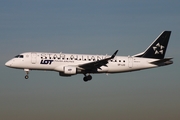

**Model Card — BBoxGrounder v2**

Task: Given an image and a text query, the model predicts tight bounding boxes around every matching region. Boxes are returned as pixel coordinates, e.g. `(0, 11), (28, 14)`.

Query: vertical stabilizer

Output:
(134, 31), (171, 59)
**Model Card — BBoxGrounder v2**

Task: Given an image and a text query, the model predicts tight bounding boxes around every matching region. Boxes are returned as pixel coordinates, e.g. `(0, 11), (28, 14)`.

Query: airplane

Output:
(5, 31), (173, 82)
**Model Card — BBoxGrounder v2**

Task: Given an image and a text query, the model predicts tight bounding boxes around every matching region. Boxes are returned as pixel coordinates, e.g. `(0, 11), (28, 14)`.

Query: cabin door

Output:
(31, 53), (37, 64)
(128, 56), (133, 68)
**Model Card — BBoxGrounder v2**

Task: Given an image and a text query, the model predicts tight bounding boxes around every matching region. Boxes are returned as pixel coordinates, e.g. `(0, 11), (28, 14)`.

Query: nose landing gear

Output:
(25, 75), (29, 79)
(24, 69), (29, 79)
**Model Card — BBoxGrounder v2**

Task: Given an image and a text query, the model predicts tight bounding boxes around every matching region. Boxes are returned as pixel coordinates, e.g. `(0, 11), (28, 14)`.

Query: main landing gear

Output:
(24, 69), (29, 79)
(83, 74), (92, 82)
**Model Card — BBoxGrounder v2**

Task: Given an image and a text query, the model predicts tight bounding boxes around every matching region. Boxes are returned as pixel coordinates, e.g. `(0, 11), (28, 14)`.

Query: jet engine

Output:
(63, 66), (77, 75)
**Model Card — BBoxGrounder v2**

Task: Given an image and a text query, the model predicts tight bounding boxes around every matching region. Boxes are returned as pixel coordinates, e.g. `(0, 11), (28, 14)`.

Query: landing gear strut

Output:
(24, 69), (29, 79)
(83, 74), (92, 82)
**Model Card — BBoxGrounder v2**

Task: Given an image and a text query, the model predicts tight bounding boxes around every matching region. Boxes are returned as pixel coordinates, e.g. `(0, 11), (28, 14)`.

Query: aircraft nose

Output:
(5, 60), (12, 67)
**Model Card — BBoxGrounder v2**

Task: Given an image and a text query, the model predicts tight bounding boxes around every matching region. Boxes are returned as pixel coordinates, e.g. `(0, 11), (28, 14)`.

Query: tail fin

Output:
(134, 31), (171, 59)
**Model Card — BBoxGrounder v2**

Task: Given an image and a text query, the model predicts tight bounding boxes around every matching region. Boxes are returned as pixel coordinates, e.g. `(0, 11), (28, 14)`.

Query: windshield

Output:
(14, 55), (24, 58)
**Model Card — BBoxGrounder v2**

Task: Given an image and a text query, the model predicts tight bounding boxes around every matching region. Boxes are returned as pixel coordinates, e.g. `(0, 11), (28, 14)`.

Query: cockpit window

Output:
(19, 55), (24, 58)
(14, 55), (24, 58)
(15, 55), (19, 58)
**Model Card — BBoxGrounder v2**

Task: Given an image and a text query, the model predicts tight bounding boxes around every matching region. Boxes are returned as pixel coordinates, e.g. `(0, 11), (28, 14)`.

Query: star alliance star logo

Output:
(153, 43), (165, 54)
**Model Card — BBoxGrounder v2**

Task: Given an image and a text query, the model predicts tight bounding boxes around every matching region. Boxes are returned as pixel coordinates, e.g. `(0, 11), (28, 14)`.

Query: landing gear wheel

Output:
(83, 77), (88, 82)
(83, 75), (92, 82)
(25, 75), (29, 79)
(87, 75), (92, 80)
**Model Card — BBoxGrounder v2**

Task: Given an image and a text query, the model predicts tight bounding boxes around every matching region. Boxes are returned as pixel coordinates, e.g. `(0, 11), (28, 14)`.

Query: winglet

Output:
(111, 50), (118, 59)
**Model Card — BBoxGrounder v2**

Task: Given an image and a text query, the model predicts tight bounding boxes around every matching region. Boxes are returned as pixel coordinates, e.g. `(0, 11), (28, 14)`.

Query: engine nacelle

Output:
(63, 66), (77, 75)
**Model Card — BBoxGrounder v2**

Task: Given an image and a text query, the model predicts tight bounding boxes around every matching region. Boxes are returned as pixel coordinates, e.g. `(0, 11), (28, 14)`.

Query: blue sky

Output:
(0, 0), (180, 120)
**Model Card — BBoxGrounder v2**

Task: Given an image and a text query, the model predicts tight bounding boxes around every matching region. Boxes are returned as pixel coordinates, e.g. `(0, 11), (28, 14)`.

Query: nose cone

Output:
(5, 60), (12, 67)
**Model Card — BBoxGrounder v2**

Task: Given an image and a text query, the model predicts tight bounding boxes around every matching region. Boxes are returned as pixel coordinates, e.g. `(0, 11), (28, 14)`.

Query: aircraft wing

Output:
(78, 50), (118, 70)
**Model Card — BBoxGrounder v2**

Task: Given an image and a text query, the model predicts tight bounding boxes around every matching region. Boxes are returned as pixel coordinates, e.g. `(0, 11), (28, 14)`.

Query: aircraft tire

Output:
(83, 77), (88, 82)
(87, 75), (92, 80)
(83, 75), (92, 82)
(25, 75), (29, 79)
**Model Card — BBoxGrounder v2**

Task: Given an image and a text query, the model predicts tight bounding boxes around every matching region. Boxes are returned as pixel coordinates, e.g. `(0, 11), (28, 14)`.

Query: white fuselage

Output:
(5, 52), (159, 74)
(4, 31), (173, 81)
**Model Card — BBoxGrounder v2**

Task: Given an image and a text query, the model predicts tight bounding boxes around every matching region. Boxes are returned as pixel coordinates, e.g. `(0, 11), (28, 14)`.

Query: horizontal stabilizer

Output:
(150, 58), (173, 65)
